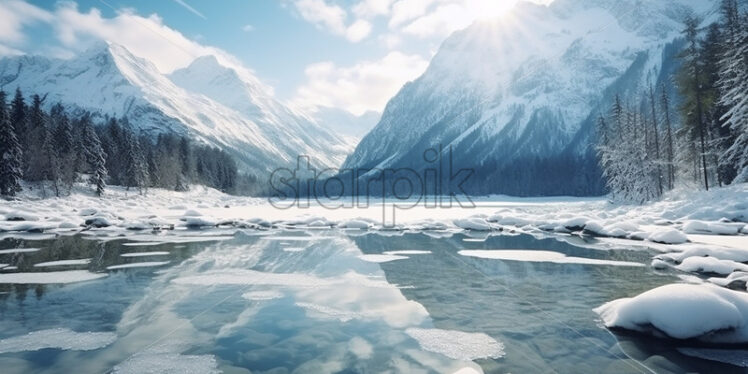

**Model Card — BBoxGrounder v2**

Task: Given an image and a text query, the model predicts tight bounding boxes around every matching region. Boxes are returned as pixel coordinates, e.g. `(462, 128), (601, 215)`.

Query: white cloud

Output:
(0, 43), (24, 58)
(51, 2), (252, 75)
(292, 51), (429, 115)
(293, 0), (372, 42)
(353, 0), (394, 18)
(0, 0), (52, 45)
(345, 19), (372, 42)
(388, 0), (436, 28)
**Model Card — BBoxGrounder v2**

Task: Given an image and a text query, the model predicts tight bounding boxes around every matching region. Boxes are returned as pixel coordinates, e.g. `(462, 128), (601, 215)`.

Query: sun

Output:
(470, 0), (521, 20)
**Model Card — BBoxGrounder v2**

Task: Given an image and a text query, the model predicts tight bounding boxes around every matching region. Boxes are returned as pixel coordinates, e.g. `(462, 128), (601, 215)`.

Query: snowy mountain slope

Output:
(0, 42), (350, 175)
(169, 56), (353, 167)
(343, 0), (721, 196)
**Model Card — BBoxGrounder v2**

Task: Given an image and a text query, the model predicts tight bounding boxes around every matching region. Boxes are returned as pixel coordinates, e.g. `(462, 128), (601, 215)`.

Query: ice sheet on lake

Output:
(112, 349), (219, 374)
(0, 328), (116, 353)
(107, 261), (170, 270)
(358, 254), (409, 263)
(0, 270), (107, 284)
(405, 327), (505, 361)
(34, 258), (91, 267)
(458, 250), (644, 267)
(0, 248), (40, 254)
(383, 250), (432, 255)
(120, 252), (170, 257)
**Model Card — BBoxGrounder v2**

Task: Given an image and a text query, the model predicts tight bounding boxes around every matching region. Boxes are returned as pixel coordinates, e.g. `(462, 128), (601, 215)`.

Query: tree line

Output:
(596, 0), (748, 203)
(0, 87), (251, 197)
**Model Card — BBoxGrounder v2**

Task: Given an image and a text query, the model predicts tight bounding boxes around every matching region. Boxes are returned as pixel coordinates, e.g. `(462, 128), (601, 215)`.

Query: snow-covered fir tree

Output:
(0, 91), (23, 197)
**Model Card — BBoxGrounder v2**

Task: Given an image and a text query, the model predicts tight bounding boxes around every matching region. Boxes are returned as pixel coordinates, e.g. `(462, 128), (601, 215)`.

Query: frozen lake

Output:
(0, 228), (744, 373)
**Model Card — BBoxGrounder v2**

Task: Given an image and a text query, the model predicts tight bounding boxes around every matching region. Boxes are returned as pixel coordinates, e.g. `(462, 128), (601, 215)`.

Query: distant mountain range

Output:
(0, 41), (353, 177)
(342, 0), (722, 196)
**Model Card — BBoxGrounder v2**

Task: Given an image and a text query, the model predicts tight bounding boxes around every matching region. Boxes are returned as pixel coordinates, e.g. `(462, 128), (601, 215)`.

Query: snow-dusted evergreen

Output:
(0, 42), (350, 176)
(0, 91), (22, 196)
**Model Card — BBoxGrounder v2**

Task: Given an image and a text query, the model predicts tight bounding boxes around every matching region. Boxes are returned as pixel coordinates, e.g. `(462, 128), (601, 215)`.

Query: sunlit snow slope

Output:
(343, 0), (720, 196)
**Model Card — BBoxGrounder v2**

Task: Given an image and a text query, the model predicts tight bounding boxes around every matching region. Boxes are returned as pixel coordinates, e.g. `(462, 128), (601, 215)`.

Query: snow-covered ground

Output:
(2, 182), (748, 346)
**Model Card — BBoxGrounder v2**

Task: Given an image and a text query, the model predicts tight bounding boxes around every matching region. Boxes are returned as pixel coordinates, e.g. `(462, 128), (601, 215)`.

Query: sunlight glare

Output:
(470, 0), (521, 20)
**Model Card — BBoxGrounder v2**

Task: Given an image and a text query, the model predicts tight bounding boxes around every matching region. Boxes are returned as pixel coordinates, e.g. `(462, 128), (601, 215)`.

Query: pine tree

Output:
(0, 91), (23, 196)
(51, 104), (76, 191)
(80, 114), (107, 196)
(123, 125), (149, 195)
(648, 85), (664, 195)
(10, 88), (27, 150)
(660, 84), (676, 190)
(718, 2), (748, 182)
(41, 123), (60, 197)
(677, 16), (710, 190)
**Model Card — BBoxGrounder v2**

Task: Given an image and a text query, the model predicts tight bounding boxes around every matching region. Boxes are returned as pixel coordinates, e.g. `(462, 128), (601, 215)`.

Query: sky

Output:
(0, 0), (551, 116)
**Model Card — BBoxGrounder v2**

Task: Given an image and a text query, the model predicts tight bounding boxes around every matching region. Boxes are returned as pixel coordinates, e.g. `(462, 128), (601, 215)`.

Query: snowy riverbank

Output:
(2, 183), (748, 346)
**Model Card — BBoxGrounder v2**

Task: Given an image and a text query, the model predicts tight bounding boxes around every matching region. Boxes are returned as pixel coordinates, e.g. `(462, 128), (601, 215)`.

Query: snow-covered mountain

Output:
(343, 0), (721, 196)
(0, 41), (351, 176)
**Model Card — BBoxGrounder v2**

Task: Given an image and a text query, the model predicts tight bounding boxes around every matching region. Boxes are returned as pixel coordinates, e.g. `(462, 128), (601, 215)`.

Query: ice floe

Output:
(107, 261), (170, 270)
(358, 254), (409, 263)
(404, 327), (505, 361)
(0, 270), (107, 284)
(383, 250), (432, 255)
(458, 250), (644, 267)
(0, 247), (40, 254)
(595, 283), (748, 343)
(0, 328), (116, 353)
(120, 251), (170, 257)
(34, 258), (91, 267)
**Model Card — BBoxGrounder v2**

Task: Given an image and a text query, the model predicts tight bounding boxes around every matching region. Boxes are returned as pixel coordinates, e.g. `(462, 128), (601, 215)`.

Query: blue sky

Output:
(0, 0), (548, 115)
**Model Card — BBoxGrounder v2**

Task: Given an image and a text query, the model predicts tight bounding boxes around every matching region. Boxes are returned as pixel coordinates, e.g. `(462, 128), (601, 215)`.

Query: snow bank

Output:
(404, 327), (505, 361)
(0, 328), (116, 353)
(120, 251), (170, 257)
(595, 283), (748, 343)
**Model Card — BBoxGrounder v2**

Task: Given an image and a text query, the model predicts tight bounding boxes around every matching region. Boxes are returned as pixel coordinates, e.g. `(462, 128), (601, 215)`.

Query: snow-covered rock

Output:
(675, 256), (748, 276)
(595, 283), (748, 343)
(453, 218), (492, 231)
(648, 229), (688, 244)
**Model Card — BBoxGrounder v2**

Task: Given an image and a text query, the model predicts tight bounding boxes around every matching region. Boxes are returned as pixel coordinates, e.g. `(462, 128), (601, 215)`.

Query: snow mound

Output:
(453, 218), (492, 231)
(0, 270), (107, 284)
(0, 247), (40, 254)
(648, 229), (688, 244)
(405, 327), (505, 361)
(338, 219), (372, 229)
(675, 256), (748, 275)
(383, 250), (432, 255)
(120, 251), (170, 257)
(0, 328), (116, 353)
(595, 283), (748, 343)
